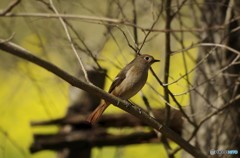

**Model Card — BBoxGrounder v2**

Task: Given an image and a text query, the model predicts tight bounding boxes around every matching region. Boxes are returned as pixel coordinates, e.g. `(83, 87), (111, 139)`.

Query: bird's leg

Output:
(126, 100), (134, 108)
(127, 100), (143, 114)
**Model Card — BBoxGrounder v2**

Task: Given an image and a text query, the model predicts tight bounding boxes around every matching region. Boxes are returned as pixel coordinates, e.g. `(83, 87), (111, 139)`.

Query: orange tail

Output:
(87, 102), (110, 124)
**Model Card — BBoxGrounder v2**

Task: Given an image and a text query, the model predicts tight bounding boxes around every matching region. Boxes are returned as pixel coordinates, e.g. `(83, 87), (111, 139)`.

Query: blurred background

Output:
(0, 0), (240, 158)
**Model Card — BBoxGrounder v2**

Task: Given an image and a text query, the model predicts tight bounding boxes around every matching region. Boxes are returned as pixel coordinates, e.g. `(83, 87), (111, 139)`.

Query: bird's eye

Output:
(144, 56), (150, 61)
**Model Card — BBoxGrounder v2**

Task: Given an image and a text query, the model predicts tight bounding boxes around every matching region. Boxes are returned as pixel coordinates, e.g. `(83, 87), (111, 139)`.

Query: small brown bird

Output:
(87, 54), (160, 124)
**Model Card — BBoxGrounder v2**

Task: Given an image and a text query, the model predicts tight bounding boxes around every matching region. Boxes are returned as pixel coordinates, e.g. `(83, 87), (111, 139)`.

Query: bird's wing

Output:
(108, 71), (126, 93)
(108, 59), (135, 93)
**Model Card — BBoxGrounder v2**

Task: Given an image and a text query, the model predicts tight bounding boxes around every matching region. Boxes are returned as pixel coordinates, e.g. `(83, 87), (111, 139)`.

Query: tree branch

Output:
(30, 131), (158, 153)
(0, 39), (206, 158)
(0, 0), (21, 15)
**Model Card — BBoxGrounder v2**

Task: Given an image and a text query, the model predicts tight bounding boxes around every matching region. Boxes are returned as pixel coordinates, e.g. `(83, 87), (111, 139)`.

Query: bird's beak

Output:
(153, 59), (160, 63)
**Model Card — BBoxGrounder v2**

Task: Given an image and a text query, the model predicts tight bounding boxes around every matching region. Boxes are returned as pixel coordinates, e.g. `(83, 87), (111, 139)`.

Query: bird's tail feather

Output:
(86, 102), (109, 124)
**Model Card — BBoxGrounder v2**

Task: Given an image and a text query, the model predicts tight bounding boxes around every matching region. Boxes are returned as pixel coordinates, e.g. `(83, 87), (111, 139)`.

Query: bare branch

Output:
(0, 0), (21, 15)
(49, 0), (91, 83)
(2, 12), (238, 33)
(0, 39), (207, 158)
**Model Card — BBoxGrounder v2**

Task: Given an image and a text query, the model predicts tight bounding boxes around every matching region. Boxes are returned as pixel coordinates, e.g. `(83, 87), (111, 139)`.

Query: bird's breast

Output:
(112, 65), (148, 100)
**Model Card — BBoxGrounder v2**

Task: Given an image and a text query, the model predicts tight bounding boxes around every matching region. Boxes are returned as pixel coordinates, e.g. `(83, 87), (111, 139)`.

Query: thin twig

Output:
(132, 0), (139, 48)
(163, 0), (172, 127)
(150, 68), (196, 127)
(0, 0), (21, 15)
(3, 12), (237, 33)
(49, 0), (90, 83)
(0, 39), (207, 158)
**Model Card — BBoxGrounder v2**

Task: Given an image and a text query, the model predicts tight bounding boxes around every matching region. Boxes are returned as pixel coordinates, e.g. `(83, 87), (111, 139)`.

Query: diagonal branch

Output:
(0, 39), (206, 158)
(49, 0), (90, 83)
(0, 0), (21, 15)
